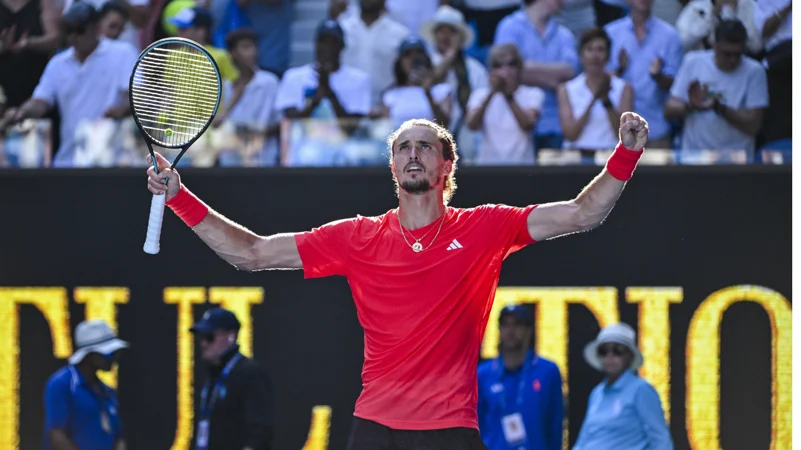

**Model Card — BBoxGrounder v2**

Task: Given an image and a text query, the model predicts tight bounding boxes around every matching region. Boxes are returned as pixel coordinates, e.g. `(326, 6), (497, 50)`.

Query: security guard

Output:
(477, 305), (564, 450)
(190, 307), (273, 450)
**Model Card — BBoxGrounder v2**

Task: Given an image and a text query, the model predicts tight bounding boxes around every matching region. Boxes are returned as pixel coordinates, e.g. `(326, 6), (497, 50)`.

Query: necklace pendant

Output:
(412, 242), (423, 252)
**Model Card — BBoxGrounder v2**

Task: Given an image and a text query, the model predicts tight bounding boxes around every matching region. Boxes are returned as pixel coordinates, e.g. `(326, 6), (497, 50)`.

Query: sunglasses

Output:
(200, 334), (216, 343)
(597, 344), (627, 357)
(491, 61), (519, 69)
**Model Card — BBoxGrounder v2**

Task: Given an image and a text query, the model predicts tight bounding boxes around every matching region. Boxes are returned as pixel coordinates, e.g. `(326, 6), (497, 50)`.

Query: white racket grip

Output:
(143, 193), (167, 254)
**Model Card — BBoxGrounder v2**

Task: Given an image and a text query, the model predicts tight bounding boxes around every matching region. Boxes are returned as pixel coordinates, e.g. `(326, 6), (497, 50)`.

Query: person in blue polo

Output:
(477, 304), (564, 450)
(44, 320), (129, 450)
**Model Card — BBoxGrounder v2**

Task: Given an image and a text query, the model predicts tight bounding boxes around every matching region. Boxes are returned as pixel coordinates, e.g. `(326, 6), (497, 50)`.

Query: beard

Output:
(399, 174), (440, 195)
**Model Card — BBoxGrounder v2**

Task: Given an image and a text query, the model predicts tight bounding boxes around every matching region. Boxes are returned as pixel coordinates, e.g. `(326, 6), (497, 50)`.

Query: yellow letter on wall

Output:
(208, 287), (264, 357)
(164, 287), (207, 450)
(626, 287), (682, 423)
(302, 405), (332, 450)
(0, 288), (72, 450)
(686, 285), (791, 450)
(74, 287), (129, 388)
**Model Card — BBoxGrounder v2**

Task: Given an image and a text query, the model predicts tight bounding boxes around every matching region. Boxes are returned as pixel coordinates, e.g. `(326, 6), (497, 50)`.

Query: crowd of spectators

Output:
(0, 0), (792, 167)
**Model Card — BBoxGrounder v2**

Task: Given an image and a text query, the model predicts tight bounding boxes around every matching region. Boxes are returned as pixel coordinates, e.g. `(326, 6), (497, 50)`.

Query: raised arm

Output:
(526, 112), (648, 242)
(146, 153), (302, 271)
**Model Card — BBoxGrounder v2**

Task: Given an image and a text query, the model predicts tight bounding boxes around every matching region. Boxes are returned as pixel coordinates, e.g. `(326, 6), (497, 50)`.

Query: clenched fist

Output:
(146, 152), (182, 202)
(619, 112), (649, 151)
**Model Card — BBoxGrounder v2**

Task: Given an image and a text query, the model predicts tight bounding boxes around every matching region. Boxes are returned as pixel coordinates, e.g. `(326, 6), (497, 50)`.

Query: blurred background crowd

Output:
(0, 0), (792, 167)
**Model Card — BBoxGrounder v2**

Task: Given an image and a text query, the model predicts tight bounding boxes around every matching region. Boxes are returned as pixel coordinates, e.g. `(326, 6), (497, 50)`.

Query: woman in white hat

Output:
(573, 323), (674, 450)
(421, 5), (488, 159)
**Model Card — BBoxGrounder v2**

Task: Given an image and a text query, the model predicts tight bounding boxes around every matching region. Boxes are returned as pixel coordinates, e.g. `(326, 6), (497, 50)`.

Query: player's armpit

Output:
(249, 233), (303, 271)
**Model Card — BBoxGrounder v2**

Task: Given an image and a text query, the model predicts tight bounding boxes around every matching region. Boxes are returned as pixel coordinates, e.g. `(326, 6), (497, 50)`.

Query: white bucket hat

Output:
(68, 320), (129, 365)
(583, 323), (643, 372)
(420, 5), (475, 50)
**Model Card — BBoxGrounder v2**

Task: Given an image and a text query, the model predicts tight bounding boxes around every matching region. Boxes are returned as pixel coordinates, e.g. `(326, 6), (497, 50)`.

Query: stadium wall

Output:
(0, 166), (791, 450)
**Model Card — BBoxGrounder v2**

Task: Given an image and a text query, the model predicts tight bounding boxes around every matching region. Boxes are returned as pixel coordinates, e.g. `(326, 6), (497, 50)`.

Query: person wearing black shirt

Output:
(190, 308), (273, 450)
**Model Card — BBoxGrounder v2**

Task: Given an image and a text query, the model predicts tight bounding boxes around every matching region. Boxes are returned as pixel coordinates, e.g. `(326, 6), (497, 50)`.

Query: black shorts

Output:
(347, 417), (488, 450)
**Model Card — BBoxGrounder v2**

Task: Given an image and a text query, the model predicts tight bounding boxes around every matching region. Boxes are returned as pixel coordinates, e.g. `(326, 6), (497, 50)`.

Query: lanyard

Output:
(496, 352), (534, 413)
(199, 353), (243, 419)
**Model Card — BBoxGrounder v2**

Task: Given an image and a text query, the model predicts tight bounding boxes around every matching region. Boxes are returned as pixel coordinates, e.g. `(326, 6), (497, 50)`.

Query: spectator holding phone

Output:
(380, 36), (452, 128)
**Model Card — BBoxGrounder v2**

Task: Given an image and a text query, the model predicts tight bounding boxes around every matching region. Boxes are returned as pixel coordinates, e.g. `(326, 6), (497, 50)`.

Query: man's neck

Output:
(361, 10), (382, 27)
(502, 349), (528, 371)
(75, 39), (100, 63)
(75, 362), (99, 385)
(526, 4), (552, 33)
(236, 66), (255, 82)
(398, 190), (446, 230)
(630, 10), (651, 27)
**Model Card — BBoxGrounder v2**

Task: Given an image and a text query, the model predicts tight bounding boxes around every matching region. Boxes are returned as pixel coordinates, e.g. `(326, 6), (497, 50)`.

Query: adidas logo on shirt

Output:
(446, 239), (463, 251)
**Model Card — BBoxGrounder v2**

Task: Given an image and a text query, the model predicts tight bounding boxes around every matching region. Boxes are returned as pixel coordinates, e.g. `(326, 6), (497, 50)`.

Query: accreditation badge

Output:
(196, 420), (210, 450)
(501, 413), (527, 445)
(100, 411), (111, 433)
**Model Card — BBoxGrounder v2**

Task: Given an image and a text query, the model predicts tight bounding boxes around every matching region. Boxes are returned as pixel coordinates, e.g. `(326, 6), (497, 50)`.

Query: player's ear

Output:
(442, 159), (452, 177)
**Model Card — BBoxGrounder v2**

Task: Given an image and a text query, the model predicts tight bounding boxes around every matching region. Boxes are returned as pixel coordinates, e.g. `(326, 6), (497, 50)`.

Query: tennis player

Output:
(145, 112), (649, 449)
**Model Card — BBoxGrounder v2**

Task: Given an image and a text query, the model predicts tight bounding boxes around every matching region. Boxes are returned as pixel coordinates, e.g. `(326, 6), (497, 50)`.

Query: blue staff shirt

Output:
(477, 352), (564, 450)
(573, 370), (673, 450)
(494, 11), (579, 136)
(604, 15), (683, 140)
(44, 365), (124, 450)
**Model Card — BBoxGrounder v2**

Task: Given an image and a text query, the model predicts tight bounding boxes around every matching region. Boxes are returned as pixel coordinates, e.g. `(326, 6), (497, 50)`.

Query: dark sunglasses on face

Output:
(491, 60), (518, 69)
(200, 334), (215, 343)
(597, 344), (627, 357)
(64, 25), (87, 35)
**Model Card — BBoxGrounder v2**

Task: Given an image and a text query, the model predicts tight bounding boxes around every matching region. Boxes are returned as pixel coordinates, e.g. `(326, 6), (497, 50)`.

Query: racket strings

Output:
(130, 43), (220, 147)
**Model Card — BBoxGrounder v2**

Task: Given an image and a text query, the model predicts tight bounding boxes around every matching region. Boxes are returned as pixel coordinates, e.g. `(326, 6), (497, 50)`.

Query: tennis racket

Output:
(129, 37), (222, 255)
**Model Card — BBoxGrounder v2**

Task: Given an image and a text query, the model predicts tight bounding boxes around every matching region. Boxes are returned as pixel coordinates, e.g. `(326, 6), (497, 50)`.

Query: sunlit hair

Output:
(387, 119), (459, 205)
(487, 43), (522, 68)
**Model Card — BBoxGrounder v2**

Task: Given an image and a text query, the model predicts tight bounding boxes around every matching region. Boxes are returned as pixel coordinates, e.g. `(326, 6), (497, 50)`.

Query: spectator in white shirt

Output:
(215, 28), (281, 166)
(274, 19), (371, 133)
(664, 19), (767, 153)
(465, 44), (544, 165)
(0, 2), (137, 167)
(381, 36), (452, 128)
(558, 28), (634, 157)
(421, 5), (488, 147)
(339, 0), (409, 108)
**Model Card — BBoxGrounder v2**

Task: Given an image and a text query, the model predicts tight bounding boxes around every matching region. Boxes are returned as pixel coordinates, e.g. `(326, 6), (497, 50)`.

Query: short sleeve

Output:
(274, 69), (306, 112)
(478, 204), (538, 257)
(467, 87), (489, 110)
(493, 17), (518, 46)
(520, 87), (545, 111)
(431, 83), (451, 103)
(294, 217), (361, 278)
(560, 30), (580, 72)
(32, 58), (60, 106)
(744, 65), (769, 109)
(118, 44), (139, 92)
(349, 72), (372, 115)
(44, 377), (70, 431)
(661, 31), (684, 77)
(669, 56), (693, 102)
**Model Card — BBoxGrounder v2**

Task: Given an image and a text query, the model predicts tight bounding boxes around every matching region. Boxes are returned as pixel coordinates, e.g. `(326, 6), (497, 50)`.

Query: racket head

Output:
(129, 37), (222, 150)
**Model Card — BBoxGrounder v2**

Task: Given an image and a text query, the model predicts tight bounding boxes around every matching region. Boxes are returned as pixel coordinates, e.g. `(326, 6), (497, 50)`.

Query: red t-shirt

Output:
(294, 204), (537, 430)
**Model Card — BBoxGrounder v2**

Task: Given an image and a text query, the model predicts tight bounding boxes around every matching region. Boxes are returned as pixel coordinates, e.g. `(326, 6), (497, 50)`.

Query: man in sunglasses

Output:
(0, 2), (137, 167)
(477, 304), (564, 450)
(190, 307), (274, 450)
(44, 320), (129, 450)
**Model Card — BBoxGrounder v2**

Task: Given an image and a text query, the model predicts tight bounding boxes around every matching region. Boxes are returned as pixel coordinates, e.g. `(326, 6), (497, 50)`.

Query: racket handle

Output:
(143, 193), (167, 254)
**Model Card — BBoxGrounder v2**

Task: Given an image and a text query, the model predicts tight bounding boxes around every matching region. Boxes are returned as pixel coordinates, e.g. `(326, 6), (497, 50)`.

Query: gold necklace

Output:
(398, 209), (447, 253)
